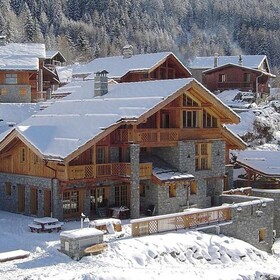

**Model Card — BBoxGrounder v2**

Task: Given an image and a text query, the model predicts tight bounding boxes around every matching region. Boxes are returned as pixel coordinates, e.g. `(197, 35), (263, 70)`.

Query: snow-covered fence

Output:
(131, 206), (231, 237)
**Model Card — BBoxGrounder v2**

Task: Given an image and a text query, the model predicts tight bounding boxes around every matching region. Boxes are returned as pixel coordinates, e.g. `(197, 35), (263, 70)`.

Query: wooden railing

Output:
(131, 206), (232, 237)
(112, 128), (222, 144)
(67, 162), (152, 180)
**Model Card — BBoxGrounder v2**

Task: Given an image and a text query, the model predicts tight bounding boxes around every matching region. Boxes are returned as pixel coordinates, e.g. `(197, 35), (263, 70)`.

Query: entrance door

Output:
(30, 187), (38, 215)
(44, 190), (51, 216)
(18, 185), (25, 213)
(90, 187), (108, 217)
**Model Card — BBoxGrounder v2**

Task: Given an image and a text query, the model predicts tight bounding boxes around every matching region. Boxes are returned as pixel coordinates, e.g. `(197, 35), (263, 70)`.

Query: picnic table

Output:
(28, 217), (63, 233)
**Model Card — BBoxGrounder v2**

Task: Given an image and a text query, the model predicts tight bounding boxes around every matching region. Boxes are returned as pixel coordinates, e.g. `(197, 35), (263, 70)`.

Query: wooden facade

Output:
(203, 64), (270, 95)
(120, 54), (191, 83)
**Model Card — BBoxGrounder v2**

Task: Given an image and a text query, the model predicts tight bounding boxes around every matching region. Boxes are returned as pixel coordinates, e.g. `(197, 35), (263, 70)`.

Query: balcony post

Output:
(130, 144), (140, 218)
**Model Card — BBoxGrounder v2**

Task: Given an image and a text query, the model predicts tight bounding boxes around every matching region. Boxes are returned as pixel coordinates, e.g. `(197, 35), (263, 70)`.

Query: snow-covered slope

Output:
(1, 210), (280, 280)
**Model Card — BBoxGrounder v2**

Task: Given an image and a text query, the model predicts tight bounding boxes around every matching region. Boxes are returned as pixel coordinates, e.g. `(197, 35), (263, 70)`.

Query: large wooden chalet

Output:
(189, 54), (275, 99)
(72, 45), (191, 82)
(0, 75), (246, 220)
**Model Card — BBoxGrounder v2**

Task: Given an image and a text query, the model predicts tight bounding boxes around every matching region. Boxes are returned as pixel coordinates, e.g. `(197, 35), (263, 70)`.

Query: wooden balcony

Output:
(112, 128), (222, 145)
(66, 162), (153, 180)
(217, 82), (253, 90)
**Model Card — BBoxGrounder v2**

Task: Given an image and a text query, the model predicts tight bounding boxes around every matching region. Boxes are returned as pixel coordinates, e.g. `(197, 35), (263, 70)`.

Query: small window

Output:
(96, 147), (106, 164)
(5, 182), (12, 196)
(190, 181), (197, 194)
(140, 185), (146, 197)
(219, 74), (226, 83)
(259, 228), (266, 242)
(183, 94), (198, 107)
(169, 184), (176, 198)
(182, 110), (199, 128)
(5, 73), (17, 84)
(195, 143), (211, 170)
(20, 88), (27, 96)
(20, 147), (26, 163)
(34, 154), (39, 164)
(0, 88), (7, 95)
(203, 110), (218, 128)
(244, 73), (251, 82)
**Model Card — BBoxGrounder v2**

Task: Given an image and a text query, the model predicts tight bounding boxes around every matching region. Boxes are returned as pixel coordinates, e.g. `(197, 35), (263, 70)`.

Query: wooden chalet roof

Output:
(202, 63), (275, 78)
(189, 55), (271, 72)
(73, 52), (191, 79)
(236, 150), (280, 178)
(0, 78), (244, 162)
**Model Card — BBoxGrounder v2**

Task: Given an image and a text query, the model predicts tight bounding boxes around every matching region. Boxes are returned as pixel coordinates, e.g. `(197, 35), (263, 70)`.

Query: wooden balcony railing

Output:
(131, 206), (232, 237)
(112, 128), (221, 144)
(67, 162), (152, 180)
(217, 82), (253, 90)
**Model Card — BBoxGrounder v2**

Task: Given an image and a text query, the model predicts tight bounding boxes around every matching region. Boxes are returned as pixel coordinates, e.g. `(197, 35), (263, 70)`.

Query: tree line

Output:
(1, 0), (279, 84)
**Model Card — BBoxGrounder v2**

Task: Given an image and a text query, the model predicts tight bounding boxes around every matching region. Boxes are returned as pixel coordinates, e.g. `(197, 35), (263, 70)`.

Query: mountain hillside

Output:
(0, 0), (280, 84)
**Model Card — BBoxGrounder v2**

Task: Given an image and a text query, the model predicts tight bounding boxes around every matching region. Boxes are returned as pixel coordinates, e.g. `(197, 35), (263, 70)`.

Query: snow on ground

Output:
(1, 211), (280, 280)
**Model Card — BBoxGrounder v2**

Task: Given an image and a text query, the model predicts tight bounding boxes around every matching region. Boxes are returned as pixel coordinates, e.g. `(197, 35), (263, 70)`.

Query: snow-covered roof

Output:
(0, 56), (39, 71)
(72, 52), (190, 78)
(236, 150), (280, 177)
(189, 55), (266, 70)
(55, 65), (73, 84)
(0, 43), (46, 59)
(0, 103), (40, 134)
(60, 228), (103, 239)
(0, 77), (243, 161)
(153, 167), (194, 182)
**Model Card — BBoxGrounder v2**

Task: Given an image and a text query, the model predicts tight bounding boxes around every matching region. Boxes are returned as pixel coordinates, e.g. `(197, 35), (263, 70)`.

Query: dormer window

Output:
(5, 73), (17, 84)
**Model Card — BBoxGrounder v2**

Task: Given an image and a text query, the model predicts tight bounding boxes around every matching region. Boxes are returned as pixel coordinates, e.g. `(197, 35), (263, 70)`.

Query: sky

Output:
(1, 210), (280, 280)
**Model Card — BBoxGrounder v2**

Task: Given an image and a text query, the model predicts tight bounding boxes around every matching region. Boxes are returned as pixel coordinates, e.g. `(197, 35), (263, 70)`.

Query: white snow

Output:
(1, 210), (280, 280)
(60, 228), (103, 238)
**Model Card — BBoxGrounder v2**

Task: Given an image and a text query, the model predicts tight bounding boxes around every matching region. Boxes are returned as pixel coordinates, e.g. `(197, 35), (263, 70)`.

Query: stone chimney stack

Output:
(214, 53), (219, 67)
(0, 35), (6, 46)
(123, 44), (133, 59)
(238, 54), (243, 66)
(94, 70), (108, 97)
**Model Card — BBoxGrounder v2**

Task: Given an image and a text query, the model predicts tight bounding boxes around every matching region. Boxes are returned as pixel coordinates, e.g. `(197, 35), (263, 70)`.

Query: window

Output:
(115, 185), (128, 206)
(90, 188), (107, 211)
(203, 110), (217, 128)
(62, 190), (79, 215)
(34, 154), (39, 164)
(96, 146), (106, 164)
(195, 143), (211, 170)
(182, 110), (199, 128)
(0, 88), (7, 95)
(244, 73), (251, 82)
(140, 185), (146, 197)
(190, 181), (197, 195)
(161, 113), (170, 128)
(169, 184), (176, 197)
(183, 94), (198, 107)
(20, 88), (27, 96)
(219, 74), (226, 83)
(5, 182), (12, 196)
(19, 147), (26, 163)
(259, 228), (266, 242)
(5, 73), (17, 84)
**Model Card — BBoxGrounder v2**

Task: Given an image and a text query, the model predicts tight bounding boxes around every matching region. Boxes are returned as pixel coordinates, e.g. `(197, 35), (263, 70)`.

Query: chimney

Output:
(214, 53), (219, 67)
(94, 70), (108, 97)
(0, 35), (6, 46)
(238, 54), (243, 66)
(123, 44), (133, 59)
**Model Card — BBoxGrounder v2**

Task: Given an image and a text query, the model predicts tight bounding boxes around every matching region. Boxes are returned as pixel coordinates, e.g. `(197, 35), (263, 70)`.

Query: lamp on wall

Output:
(187, 154), (191, 158)
(216, 150), (220, 156)
(236, 206), (242, 212)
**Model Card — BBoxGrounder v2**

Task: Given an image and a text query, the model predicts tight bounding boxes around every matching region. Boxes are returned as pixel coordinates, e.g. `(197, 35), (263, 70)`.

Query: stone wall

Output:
(251, 189), (280, 238)
(0, 172), (61, 219)
(217, 195), (274, 252)
(0, 85), (31, 103)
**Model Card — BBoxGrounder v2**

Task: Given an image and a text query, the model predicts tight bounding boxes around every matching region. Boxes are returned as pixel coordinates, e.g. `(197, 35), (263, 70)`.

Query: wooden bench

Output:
(28, 223), (42, 233)
(44, 222), (64, 232)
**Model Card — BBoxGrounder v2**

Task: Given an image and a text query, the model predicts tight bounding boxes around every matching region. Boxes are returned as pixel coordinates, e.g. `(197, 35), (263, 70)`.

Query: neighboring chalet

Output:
(72, 45), (192, 82)
(189, 54), (275, 99)
(234, 150), (280, 237)
(0, 75), (246, 221)
(0, 37), (62, 102)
